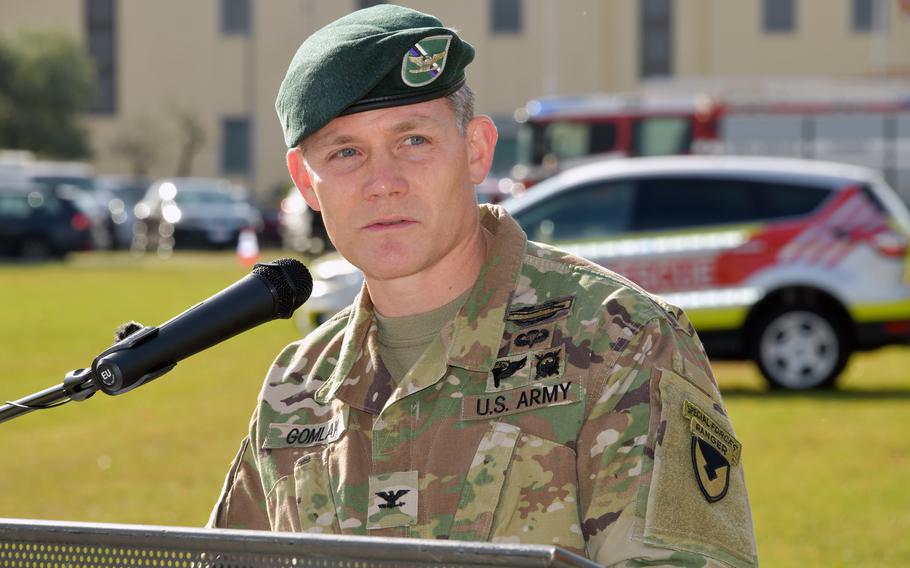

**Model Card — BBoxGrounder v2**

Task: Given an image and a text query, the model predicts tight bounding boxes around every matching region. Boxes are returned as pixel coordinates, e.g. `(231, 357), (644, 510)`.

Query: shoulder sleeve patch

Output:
(641, 370), (757, 567)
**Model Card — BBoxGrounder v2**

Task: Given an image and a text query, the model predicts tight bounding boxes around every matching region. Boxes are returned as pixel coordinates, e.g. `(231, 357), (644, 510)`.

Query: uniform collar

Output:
(315, 205), (526, 409)
(446, 205), (526, 370)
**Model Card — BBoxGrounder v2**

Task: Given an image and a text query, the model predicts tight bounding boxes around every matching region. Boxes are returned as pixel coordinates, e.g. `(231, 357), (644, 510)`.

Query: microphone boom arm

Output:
(0, 258), (312, 426)
(0, 368), (98, 425)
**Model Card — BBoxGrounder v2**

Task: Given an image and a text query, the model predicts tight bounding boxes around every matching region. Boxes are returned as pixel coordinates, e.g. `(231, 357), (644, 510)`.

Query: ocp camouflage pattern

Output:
(209, 205), (758, 567)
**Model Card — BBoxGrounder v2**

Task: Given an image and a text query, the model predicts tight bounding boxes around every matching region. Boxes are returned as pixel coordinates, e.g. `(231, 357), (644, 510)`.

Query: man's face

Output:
(287, 98), (496, 282)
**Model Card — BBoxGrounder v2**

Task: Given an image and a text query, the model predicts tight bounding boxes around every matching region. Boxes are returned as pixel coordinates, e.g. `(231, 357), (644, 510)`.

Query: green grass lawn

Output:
(1, 252), (908, 567)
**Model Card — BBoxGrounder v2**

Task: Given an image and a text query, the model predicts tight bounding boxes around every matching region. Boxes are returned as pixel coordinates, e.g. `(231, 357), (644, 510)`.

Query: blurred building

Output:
(0, 0), (908, 199)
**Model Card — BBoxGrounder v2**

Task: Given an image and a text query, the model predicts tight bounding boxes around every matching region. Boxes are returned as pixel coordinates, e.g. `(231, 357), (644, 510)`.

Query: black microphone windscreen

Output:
(253, 258), (313, 317)
(114, 321), (146, 342)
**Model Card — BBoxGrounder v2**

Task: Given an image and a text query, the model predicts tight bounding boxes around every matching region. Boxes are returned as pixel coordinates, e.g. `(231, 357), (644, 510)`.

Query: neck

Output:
(366, 225), (489, 317)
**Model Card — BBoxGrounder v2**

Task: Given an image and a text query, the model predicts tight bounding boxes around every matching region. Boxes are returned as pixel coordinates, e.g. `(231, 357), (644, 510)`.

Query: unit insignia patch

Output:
(684, 400), (741, 503)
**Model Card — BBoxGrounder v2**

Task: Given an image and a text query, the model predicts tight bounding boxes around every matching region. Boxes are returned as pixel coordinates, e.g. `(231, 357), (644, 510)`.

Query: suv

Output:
(296, 156), (910, 390)
(507, 156), (910, 389)
(0, 183), (97, 259)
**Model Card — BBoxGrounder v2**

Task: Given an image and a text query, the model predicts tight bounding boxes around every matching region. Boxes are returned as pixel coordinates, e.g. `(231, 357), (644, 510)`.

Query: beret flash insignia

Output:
(401, 35), (452, 87)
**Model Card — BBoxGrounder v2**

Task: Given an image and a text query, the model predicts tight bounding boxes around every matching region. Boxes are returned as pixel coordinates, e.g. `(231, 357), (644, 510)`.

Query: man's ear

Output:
(286, 147), (321, 212)
(465, 116), (498, 185)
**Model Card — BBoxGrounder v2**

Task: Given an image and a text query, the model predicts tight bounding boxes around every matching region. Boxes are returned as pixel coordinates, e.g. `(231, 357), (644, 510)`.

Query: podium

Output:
(0, 518), (600, 567)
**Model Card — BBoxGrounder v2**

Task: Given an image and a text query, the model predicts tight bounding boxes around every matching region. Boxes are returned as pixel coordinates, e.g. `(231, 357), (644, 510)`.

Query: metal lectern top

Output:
(0, 518), (602, 568)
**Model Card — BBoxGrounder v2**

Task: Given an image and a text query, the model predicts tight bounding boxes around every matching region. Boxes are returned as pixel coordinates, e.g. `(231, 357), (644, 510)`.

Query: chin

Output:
(358, 253), (428, 281)
(362, 264), (422, 282)
(349, 244), (420, 278)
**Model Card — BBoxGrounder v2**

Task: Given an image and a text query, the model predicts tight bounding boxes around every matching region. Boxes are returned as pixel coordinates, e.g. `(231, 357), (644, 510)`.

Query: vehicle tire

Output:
(750, 305), (850, 390)
(19, 238), (53, 261)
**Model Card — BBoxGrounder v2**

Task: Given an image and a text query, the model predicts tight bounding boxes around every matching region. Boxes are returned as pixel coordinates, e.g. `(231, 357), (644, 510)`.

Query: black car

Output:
(0, 184), (96, 259)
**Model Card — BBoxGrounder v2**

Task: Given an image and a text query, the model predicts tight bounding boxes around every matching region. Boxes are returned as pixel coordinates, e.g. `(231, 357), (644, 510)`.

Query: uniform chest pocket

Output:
(266, 450), (340, 534)
(294, 450), (340, 534)
(450, 421), (585, 554)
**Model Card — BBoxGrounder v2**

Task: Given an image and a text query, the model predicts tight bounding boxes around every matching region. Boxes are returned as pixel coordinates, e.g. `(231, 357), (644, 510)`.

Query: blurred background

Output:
(1, 1), (909, 566)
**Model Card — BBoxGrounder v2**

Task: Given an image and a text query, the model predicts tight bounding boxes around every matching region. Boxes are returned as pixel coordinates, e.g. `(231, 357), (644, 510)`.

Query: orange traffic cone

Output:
(237, 228), (260, 267)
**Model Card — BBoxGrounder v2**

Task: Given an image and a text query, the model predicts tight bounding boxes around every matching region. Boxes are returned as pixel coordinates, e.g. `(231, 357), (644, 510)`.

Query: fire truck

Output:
(511, 77), (910, 202)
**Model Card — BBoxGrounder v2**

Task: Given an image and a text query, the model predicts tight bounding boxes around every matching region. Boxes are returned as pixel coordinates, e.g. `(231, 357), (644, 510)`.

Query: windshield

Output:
(517, 121), (618, 166)
(174, 190), (240, 206)
(516, 116), (694, 166)
(632, 117), (692, 156)
(31, 175), (96, 191)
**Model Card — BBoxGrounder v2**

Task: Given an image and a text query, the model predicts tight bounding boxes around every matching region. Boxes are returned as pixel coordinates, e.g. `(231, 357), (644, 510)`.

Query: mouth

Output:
(363, 217), (417, 231)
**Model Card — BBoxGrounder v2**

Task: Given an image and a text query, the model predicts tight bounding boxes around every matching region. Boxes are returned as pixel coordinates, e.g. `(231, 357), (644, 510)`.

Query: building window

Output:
(221, 0), (250, 35)
(852, 0), (887, 32)
(763, 0), (796, 33)
(357, 0), (385, 9)
(85, 0), (116, 114)
(222, 117), (251, 175)
(491, 0), (522, 35)
(640, 0), (672, 78)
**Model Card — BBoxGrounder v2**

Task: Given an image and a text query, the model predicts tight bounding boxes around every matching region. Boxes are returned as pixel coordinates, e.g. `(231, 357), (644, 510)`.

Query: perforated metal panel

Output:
(0, 543), (199, 568)
(0, 519), (599, 568)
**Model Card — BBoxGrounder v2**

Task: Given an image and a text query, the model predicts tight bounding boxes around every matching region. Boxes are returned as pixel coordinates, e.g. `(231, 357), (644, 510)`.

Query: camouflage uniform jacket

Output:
(210, 205), (758, 567)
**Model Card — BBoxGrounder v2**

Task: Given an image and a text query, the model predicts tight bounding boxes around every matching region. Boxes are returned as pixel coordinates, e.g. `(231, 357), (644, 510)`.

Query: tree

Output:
(0, 30), (95, 159)
(111, 116), (162, 177)
(174, 108), (206, 177)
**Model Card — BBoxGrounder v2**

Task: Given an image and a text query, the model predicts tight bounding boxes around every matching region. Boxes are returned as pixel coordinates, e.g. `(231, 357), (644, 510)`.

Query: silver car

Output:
(132, 178), (263, 253)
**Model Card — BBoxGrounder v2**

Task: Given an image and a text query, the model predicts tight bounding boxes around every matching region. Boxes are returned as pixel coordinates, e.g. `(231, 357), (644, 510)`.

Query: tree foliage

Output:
(0, 30), (95, 159)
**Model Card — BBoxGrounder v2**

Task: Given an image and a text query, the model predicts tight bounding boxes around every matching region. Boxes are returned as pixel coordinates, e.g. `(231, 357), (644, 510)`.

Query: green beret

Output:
(276, 4), (475, 148)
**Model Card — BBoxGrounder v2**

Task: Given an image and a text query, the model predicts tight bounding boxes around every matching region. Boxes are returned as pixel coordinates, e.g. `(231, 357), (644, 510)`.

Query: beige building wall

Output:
(703, 0), (910, 77)
(0, 1), (82, 36)
(1, 0), (908, 200)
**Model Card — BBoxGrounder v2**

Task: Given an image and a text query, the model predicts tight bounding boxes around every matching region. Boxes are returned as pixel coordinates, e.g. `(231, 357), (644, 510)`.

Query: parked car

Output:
(0, 182), (97, 260)
(278, 187), (329, 255)
(26, 161), (115, 250)
(96, 176), (151, 249)
(475, 175), (517, 204)
(295, 156), (910, 390)
(132, 178), (263, 252)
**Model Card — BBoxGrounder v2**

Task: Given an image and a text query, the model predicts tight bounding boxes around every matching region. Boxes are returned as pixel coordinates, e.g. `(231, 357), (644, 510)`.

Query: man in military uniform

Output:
(209, 5), (757, 566)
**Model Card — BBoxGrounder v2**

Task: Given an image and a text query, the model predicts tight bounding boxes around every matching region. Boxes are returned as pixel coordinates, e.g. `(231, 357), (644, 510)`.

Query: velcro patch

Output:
(463, 380), (580, 420)
(489, 355), (529, 390)
(505, 297), (574, 327)
(264, 410), (347, 449)
(514, 328), (550, 349)
(533, 349), (562, 380)
(368, 470), (418, 530)
(485, 347), (564, 392)
(683, 400), (741, 466)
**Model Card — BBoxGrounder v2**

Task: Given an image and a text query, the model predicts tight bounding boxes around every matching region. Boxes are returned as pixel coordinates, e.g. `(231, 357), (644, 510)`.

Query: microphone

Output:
(92, 258), (312, 396)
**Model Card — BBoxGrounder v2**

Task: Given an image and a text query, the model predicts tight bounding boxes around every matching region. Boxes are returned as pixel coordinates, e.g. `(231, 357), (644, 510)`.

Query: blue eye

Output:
(335, 147), (357, 159)
(405, 135), (427, 146)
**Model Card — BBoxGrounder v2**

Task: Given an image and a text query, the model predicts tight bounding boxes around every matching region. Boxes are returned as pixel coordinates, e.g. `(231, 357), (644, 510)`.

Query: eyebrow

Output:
(390, 115), (437, 133)
(305, 134), (357, 154)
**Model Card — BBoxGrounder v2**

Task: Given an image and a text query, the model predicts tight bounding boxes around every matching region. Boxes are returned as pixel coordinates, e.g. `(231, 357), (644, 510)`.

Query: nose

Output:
(363, 149), (407, 199)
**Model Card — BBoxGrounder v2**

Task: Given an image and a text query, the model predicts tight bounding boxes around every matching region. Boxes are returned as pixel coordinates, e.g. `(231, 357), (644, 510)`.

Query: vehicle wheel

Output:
(751, 306), (850, 390)
(19, 239), (53, 261)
